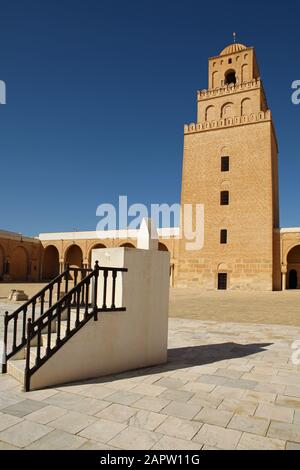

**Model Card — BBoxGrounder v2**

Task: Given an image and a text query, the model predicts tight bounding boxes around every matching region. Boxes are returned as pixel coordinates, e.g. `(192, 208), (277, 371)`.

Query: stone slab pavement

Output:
(169, 289), (300, 327)
(0, 317), (300, 450)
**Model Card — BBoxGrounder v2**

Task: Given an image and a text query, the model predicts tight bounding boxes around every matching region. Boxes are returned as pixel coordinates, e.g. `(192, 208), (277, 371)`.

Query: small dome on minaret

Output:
(220, 43), (247, 56)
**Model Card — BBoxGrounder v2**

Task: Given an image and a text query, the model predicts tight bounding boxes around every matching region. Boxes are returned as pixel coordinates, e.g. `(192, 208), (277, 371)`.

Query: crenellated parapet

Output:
(198, 78), (262, 101)
(184, 110), (271, 134)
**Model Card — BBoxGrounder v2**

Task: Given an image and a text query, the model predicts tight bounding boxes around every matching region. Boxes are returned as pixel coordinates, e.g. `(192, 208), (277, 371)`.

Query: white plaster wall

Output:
(30, 248), (170, 390)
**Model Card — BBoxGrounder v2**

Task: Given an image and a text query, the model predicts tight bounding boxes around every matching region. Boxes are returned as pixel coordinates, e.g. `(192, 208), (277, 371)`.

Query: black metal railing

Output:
(2, 264), (92, 373)
(24, 262), (127, 391)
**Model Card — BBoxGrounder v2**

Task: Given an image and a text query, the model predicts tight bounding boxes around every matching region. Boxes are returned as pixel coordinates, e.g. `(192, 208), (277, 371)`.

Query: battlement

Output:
(198, 78), (262, 101)
(184, 110), (271, 135)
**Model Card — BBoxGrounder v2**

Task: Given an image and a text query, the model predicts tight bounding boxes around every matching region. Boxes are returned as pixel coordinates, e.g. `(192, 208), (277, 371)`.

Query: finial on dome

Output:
(233, 32), (236, 43)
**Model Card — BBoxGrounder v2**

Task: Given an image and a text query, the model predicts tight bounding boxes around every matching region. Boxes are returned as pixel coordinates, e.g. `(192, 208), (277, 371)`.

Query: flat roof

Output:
(38, 227), (180, 241)
(0, 229), (40, 243)
(280, 228), (300, 233)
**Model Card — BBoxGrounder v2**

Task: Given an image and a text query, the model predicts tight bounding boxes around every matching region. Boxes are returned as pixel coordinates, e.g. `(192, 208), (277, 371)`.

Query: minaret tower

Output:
(177, 41), (280, 290)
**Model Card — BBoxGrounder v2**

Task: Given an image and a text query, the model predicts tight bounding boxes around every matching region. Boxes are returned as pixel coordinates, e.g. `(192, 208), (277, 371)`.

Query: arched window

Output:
(212, 71), (218, 89)
(224, 69), (237, 85)
(10, 246), (29, 281)
(241, 64), (249, 83)
(43, 245), (59, 280)
(65, 244), (83, 269)
(88, 243), (107, 266)
(241, 98), (251, 116)
(287, 245), (300, 289)
(119, 243), (135, 248)
(205, 105), (215, 121)
(158, 242), (169, 252)
(221, 102), (234, 118)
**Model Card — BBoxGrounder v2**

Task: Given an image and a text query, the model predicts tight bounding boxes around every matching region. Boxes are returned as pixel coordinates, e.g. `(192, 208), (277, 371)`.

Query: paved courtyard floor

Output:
(0, 317), (300, 450)
(170, 289), (300, 326)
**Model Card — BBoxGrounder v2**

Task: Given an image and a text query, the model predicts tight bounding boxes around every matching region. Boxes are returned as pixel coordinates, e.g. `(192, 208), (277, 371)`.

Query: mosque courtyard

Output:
(0, 289), (299, 450)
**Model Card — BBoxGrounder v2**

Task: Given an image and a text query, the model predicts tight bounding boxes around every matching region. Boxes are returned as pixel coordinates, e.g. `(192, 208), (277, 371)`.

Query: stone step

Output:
(7, 359), (26, 384)
(59, 317), (86, 334)
(6, 309), (92, 387)
(7, 352), (44, 385)
(41, 334), (59, 348)
(28, 346), (53, 366)
(31, 315), (88, 361)
(40, 315), (86, 344)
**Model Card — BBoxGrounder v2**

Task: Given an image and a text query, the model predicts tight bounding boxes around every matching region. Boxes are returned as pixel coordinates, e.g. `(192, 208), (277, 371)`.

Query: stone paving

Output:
(169, 289), (300, 326)
(0, 317), (300, 450)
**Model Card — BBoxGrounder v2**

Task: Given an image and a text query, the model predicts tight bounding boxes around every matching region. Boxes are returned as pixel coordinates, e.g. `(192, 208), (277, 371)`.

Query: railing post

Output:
(57, 278), (61, 302)
(40, 292), (45, 316)
(22, 306), (27, 345)
(24, 318), (32, 392)
(66, 297), (71, 334)
(12, 314), (18, 351)
(56, 304), (62, 346)
(65, 263), (70, 295)
(49, 286), (53, 309)
(93, 261), (99, 321)
(75, 289), (81, 327)
(111, 269), (117, 309)
(32, 299), (36, 323)
(102, 268), (108, 310)
(73, 269), (78, 305)
(47, 311), (52, 355)
(84, 280), (90, 318)
(2, 312), (9, 373)
(36, 325), (41, 365)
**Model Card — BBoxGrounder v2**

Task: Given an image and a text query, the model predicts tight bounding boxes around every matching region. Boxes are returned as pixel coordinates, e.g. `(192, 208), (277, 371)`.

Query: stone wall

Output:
(0, 230), (42, 282)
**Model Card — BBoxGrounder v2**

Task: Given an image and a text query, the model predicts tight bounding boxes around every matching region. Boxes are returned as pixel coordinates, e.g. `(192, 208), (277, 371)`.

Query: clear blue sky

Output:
(0, 0), (299, 235)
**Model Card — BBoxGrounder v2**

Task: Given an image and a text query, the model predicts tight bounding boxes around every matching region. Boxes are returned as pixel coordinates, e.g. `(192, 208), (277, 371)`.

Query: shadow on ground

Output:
(167, 342), (272, 367)
(58, 342), (272, 389)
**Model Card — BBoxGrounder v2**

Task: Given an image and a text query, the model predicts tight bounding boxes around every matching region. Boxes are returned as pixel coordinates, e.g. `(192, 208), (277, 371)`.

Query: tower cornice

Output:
(184, 109), (272, 135)
(197, 78), (265, 101)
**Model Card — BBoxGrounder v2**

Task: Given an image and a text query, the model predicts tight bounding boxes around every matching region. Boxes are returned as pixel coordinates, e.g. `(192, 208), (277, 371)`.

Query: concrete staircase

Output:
(3, 263), (127, 391)
(7, 307), (86, 387)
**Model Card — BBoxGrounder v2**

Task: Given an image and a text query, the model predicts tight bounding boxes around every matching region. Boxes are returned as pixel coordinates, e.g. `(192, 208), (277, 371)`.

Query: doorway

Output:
(289, 270), (298, 289)
(218, 273), (228, 290)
